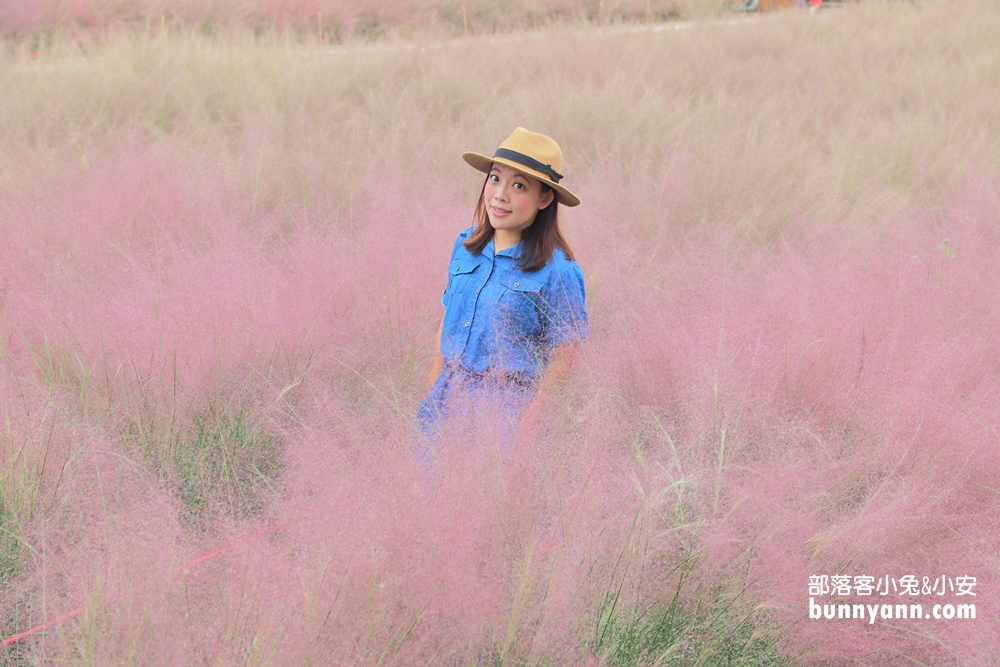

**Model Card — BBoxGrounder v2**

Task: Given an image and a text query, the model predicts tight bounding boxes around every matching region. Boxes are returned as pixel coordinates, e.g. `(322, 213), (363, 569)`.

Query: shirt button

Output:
(513, 282), (520, 288)
(464, 321), (470, 327)
(475, 288), (480, 293)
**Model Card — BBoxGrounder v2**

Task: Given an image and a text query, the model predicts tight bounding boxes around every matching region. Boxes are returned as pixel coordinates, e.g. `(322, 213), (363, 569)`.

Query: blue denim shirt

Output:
(440, 227), (588, 379)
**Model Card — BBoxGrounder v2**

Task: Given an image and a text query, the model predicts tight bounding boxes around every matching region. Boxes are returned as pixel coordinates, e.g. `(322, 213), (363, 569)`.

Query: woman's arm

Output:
(427, 315), (445, 390)
(518, 342), (581, 439)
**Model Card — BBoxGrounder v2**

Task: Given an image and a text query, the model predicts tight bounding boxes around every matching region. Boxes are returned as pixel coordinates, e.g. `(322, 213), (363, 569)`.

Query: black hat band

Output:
(492, 148), (564, 184)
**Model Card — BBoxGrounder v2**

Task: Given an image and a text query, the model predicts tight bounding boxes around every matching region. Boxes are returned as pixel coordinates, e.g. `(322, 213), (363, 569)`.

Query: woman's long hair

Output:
(462, 173), (576, 272)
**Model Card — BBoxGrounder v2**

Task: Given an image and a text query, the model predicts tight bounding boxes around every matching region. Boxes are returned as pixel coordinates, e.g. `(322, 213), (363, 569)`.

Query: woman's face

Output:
(483, 163), (555, 238)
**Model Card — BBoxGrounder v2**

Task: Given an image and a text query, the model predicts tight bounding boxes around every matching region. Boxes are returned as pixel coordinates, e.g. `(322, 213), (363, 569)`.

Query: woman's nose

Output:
(492, 183), (509, 202)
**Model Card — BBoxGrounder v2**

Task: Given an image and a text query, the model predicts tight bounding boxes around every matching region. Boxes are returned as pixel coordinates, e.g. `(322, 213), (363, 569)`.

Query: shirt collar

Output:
(488, 235), (523, 260)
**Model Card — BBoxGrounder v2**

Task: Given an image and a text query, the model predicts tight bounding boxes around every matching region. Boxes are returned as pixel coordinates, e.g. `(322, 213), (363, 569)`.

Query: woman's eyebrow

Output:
(489, 167), (530, 184)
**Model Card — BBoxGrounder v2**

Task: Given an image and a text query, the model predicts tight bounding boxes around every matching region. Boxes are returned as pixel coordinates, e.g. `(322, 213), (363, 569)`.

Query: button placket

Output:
(461, 270), (480, 349)
(461, 252), (499, 355)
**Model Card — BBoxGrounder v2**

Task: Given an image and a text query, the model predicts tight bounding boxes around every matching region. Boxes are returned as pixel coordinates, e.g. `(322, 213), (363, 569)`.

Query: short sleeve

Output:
(540, 259), (589, 348)
(441, 228), (472, 309)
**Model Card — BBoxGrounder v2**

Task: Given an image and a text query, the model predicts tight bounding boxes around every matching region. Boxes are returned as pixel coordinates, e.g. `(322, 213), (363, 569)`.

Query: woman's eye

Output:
(514, 182), (524, 190)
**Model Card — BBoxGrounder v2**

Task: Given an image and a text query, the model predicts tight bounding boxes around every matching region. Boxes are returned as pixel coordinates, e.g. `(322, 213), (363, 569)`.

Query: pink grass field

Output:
(2, 2), (1000, 664)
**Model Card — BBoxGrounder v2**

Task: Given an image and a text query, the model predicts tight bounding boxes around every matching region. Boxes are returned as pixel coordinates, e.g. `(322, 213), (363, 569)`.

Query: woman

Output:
(416, 127), (588, 464)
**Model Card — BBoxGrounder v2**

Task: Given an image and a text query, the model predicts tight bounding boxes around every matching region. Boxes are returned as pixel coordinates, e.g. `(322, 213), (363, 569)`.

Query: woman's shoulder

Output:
(538, 248), (585, 287)
(548, 248), (584, 275)
(448, 226), (477, 258)
(452, 226), (476, 247)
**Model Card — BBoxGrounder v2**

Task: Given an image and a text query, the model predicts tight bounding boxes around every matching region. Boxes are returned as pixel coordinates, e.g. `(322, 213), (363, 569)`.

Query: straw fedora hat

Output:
(463, 127), (581, 207)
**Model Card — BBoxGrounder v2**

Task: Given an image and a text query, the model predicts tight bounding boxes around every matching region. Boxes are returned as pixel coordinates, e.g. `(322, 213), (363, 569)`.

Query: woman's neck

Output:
(493, 229), (521, 252)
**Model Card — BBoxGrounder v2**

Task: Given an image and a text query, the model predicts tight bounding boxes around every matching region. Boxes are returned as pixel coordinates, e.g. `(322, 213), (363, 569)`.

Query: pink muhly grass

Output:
(3, 156), (997, 662)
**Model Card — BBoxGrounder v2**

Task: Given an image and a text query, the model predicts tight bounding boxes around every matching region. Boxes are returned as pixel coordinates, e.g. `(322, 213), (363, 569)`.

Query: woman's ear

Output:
(538, 188), (555, 210)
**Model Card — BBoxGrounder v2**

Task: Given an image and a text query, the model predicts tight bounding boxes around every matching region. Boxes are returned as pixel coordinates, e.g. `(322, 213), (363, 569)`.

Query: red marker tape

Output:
(2, 607), (84, 646)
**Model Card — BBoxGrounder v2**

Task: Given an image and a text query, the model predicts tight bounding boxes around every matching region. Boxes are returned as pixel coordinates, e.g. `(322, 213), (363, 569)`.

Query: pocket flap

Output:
(499, 275), (543, 293)
(448, 260), (482, 275)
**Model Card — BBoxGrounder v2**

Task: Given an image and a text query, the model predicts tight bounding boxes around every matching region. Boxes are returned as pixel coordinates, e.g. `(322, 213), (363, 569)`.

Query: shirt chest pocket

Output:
(497, 275), (543, 325)
(447, 259), (482, 295)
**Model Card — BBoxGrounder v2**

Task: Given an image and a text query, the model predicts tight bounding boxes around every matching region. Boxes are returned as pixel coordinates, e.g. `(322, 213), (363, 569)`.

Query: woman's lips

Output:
(491, 206), (511, 217)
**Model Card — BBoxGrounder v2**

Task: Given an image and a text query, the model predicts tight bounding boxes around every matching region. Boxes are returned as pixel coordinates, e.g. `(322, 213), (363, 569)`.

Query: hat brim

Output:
(463, 151), (581, 207)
